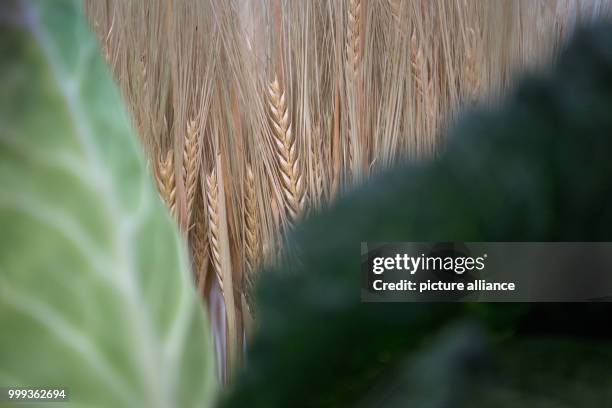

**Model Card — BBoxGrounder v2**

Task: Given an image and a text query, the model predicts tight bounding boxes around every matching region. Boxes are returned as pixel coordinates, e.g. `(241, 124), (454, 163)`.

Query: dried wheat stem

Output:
(184, 119), (199, 227)
(155, 149), (176, 217)
(206, 168), (225, 300)
(268, 75), (305, 225)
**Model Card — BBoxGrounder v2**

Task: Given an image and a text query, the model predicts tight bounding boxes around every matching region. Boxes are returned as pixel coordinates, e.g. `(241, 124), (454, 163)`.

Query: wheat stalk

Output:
(268, 75), (305, 225)
(410, 30), (427, 103)
(206, 167), (224, 300)
(244, 165), (260, 275)
(346, 125), (354, 179)
(155, 149), (176, 217)
(191, 191), (209, 295)
(243, 165), (259, 311)
(331, 84), (342, 199)
(184, 119), (200, 227)
(206, 157), (237, 379)
(312, 142), (324, 205)
(347, 0), (362, 75)
(345, 0), (363, 180)
(410, 30), (436, 139)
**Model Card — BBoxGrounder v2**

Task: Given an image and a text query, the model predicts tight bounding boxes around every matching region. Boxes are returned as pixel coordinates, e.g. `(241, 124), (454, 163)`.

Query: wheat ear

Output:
(410, 30), (436, 138)
(206, 158), (237, 377)
(410, 31), (427, 102)
(206, 168), (224, 300)
(347, 0), (365, 181)
(268, 75), (305, 225)
(191, 192), (209, 295)
(244, 166), (260, 274)
(347, 0), (362, 75)
(184, 119), (199, 227)
(331, 84), (342, 199)
(243, 165), (259, 316)
(155, 149), (176, 217)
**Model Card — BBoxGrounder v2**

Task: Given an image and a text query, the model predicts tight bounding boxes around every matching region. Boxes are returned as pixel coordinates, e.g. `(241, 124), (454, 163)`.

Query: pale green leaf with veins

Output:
(0, 1), (216, 407)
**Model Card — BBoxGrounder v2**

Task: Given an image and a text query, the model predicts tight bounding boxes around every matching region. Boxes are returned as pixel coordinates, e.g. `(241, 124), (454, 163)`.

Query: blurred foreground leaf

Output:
(361, 334), (612, 408)
(0, 1), (215, 407)
(356, 323), (490, 408)
(467, 338), (612, 407)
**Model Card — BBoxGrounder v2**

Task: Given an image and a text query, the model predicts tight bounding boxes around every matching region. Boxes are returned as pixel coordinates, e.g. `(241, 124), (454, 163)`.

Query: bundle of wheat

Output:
(84, 0), (612, 382)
